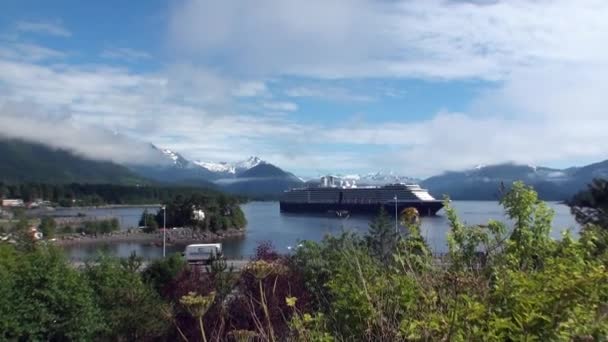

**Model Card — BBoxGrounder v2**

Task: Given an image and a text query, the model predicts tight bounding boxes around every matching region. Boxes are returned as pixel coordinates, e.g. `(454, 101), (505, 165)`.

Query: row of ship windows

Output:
(284, 194), (421, 201)
(284, 199), (404, 204)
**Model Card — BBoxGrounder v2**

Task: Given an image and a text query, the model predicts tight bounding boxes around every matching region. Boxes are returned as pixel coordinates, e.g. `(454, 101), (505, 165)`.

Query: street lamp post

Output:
(394, 195), (398, 233)
(162, 205), (166, 258)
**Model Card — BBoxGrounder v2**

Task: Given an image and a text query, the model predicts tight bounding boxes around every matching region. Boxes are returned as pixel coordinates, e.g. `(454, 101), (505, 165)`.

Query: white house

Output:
(192, 208), (206, 221)
(1, 199), (24, 207)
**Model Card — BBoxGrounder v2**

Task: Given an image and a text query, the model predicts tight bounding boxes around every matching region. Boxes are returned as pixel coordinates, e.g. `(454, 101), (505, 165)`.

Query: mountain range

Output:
(421, 162), (608, 200)
(0, 138), (607, 200)
(304, 172), (419, 187)
(128, 147), (303, 196)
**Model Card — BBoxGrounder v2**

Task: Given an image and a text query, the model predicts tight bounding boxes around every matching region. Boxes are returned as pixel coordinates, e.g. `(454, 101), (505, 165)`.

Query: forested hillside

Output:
(0, 139), (146, 185)
(0, 183), (243, 207)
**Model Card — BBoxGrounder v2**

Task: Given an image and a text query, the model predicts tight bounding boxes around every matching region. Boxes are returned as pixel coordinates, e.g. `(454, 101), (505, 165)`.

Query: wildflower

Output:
(401, 207), (420, 226)
(247, 260), (288, 279)
(286, 296), (298, 307)
(179, 291), (216, 318)
(228, 330), (259, 342)
(303, 313), (313, 323)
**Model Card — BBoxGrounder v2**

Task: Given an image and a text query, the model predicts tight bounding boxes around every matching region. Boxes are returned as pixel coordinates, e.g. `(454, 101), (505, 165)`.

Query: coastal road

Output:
(70, 259), (250, 272)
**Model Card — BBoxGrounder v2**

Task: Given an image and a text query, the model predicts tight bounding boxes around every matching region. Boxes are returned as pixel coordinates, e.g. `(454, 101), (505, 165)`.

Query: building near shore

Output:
(27, 199), (52, 208)
(1, 199), (24, 207)
(193, 208), (206, 221)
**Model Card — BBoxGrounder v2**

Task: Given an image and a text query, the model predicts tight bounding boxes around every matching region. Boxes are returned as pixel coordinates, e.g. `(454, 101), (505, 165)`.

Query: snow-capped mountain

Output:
(307, 171), (419, 186)
(161, 149), (179, 163)
(194, 156), (266, 175)
(358, 171), (419, 185)
(159, 148), (190, 168)
(193, 161), (236, 174)
(128, 146), (217, 184)
(128, 149), (301, 196)
(235, 156), (265, 172)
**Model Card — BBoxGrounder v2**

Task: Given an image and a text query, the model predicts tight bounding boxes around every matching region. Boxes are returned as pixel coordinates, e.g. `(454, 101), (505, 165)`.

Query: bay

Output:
(61, 201), (579, 261)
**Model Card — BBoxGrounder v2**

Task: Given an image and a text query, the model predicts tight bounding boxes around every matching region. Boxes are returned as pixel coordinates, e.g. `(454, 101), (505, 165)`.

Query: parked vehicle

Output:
(183, 243), (222, 264)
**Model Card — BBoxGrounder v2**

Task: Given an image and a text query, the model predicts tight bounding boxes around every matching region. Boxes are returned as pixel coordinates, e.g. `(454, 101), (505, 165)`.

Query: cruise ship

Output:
(280, 176), (444, 216)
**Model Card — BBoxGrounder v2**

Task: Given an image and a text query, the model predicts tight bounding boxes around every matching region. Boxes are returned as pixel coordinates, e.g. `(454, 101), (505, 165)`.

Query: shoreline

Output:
(52, 227), (246, 247)
(54, 204), (163, 210)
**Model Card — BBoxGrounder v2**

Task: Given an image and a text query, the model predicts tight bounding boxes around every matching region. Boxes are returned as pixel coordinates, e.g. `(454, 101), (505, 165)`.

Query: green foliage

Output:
(579, 224), (608, 259)
(77, 218), (120, 235)
(231, 205), (247, 229)
(569, 178), (608, 228)
(326, 246), (416, 340)
(291, 181), (608, 341)
(291, 233), (364, 311)
(206, 257), (237, 302)
(445, 198), (506, 272)
(11, 217), (37, 251)
(0, 182), (239, 207)
(157, 193), (247, 231)
(139, 209), (159, 232)
(84, 255), (169, 340)
(397, 208), (432, 272)
(38, 216), (57, 239)
(142, 253), (187, 294)
(0, 245), (101, 340)
(366, 208), (399, 265)
(501, 181), (555, 271)
(59, 225), (74, 234)
(288, 310), (334, 342)
(487, 242), (608, 340)
(13, 215), (29, 232)
(0, 138), (146, 185)
(2, 180), (608, 341)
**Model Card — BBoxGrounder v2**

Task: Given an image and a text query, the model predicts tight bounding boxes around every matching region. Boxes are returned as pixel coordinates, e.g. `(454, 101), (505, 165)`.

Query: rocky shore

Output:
(53, 227), (246, 246)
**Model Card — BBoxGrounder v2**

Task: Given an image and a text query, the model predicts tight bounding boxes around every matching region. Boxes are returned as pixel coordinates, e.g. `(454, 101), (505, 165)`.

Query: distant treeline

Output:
(0, 183), (246, 207)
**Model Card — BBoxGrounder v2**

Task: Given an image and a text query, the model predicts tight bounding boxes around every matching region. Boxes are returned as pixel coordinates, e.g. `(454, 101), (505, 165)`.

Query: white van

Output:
(183, 243), (222, 264)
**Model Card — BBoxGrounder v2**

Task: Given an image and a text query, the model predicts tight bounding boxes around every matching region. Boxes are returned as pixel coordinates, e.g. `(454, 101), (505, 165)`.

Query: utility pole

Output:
(394, 195), (398, 233)
(162, 205), (166, 258)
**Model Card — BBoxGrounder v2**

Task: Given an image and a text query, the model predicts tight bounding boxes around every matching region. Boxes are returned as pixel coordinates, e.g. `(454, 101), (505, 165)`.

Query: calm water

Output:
(49, 206), (161, 230)
(62, 201), (579, 260)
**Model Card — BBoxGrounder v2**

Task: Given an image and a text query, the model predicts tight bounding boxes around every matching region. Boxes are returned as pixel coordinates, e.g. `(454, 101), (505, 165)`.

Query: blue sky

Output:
(1, 0), (608, 178)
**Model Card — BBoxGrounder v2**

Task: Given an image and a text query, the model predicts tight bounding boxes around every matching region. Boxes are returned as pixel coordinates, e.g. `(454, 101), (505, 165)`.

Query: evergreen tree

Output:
(365, 207), (398, 264)
(568, 178), (608, 228)
(38, 217), (56, 239)
(139, 209), (159, 233)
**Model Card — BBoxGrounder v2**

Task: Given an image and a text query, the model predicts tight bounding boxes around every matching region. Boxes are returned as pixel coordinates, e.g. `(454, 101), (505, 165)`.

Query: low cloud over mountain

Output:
(0, 103), (168, 166)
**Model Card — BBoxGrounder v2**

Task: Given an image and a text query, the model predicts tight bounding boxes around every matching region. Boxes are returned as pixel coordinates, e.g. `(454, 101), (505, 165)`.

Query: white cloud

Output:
(261, 101), (298, 112)
(15, 20), (71, 37)
(233, 81), (268, 97)
(168, 0), (608, 80)
(2, 48), (607, 177)
(0, 42), (66, 62)
(101, 47), (151, 61)
(2, 1), (608, 178)
(285, 85), (374, 102)
(0, 102), (165, 165)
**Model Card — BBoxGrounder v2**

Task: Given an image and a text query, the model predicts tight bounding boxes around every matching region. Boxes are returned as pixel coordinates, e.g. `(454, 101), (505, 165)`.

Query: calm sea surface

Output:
(61, 201), (579, 260)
